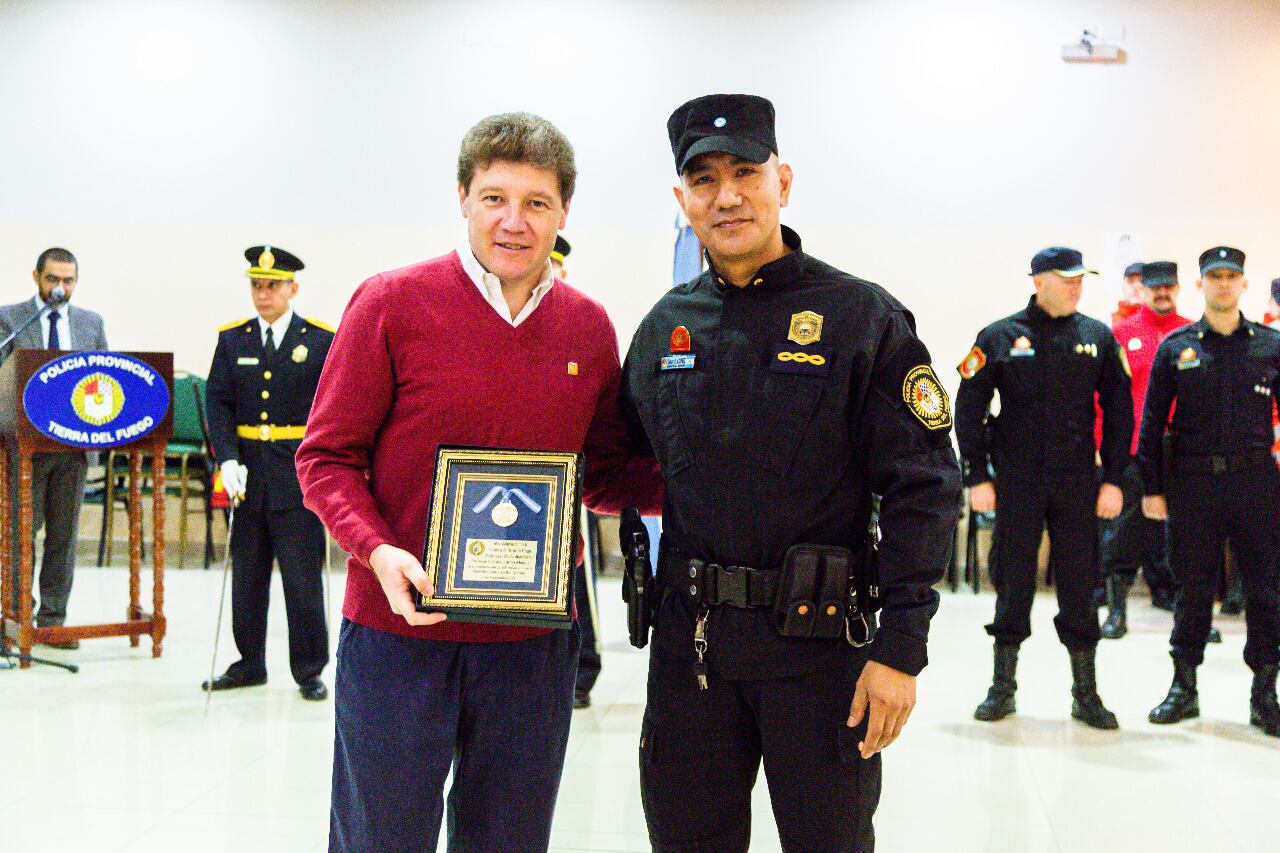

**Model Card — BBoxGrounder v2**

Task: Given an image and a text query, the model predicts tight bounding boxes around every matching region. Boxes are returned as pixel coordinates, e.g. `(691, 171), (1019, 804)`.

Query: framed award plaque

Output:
(416, 446), (582, 628)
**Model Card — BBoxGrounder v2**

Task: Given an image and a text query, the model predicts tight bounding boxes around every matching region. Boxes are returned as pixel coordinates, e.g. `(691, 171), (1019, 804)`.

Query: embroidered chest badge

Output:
(903, 365), (952, 430)
(1010, 335), (1035, 357)
(1177, 347), (1200, 370)
(958, 346), (987, 379)
(787, 311), (823, 345)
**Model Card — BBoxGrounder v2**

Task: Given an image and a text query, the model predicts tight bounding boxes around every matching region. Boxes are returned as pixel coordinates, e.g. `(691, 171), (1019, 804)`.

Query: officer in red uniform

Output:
(1099, 261), (1190, 636)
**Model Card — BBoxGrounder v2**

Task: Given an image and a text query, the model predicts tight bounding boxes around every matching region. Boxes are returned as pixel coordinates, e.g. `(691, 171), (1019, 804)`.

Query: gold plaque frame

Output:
(416, 446), (582, 628)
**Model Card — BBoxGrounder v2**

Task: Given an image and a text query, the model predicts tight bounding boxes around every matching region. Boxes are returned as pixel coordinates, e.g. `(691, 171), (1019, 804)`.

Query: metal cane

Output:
(204, 500), (237, 715)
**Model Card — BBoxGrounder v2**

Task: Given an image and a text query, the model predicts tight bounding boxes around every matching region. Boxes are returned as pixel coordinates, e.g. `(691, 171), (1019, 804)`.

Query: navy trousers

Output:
(330, 619), (580, 852)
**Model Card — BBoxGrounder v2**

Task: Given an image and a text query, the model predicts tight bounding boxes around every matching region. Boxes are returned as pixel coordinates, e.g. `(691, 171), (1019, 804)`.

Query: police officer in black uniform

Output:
(202, 245), (334, 701)
(956, 247), (1132, 729)
(622, 94), (961, 853)
(1139, 246), (1280, 737)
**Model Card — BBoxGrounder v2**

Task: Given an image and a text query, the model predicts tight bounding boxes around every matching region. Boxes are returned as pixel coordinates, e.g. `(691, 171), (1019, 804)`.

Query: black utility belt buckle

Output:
(774, 544), (854, 641)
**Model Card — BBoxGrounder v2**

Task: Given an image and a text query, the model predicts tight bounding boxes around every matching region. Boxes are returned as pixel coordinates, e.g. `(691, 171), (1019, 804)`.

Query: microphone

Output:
(47, 285), (69, 305)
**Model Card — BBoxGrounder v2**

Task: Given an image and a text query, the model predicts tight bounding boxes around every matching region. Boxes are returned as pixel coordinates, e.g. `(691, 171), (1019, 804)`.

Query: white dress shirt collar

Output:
(33, 294), (71, 350)
(456, 242), (555, 328)
(257, 308), (294, 348)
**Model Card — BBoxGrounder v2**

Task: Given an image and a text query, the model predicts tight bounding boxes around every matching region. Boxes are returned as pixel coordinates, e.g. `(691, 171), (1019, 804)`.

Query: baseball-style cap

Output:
(1199, 246), (1245, 275)
(1141, 261), (1178, 287)
(667, 94), (778, 174)
(1123, 262), (1145, 278)
(1029, 246), (1097, 277)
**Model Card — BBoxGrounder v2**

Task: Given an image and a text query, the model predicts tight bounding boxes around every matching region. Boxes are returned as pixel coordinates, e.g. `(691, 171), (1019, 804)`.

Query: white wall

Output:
(3, 0), (1280, 388)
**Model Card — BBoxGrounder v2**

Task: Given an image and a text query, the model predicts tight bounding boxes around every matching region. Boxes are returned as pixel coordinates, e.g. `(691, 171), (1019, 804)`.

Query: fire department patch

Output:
(903, 365), (952, 430)
(957, 346), (987, 379)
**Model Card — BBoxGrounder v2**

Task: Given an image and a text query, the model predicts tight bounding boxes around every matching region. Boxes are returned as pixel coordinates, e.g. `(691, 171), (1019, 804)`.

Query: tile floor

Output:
(1, 567), (1276, 852)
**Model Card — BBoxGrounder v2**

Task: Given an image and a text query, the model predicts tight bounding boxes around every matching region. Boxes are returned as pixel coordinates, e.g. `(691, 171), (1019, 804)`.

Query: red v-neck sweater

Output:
(296, 251), (662, 643)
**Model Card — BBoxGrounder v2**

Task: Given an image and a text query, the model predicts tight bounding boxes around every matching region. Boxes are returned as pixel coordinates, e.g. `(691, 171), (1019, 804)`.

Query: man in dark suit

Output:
(0, 247), (108, 648)
(202, 245), (334, 701)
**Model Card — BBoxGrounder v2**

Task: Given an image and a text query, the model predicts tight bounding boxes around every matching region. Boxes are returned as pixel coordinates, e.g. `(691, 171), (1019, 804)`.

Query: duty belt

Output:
(237, 424), (306, 442)
(1172, 450), (1273, 475)
(659, 550), (777, 608)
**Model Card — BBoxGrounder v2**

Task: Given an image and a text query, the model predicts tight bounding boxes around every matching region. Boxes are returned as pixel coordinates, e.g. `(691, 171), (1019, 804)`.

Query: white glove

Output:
(220, 460), (249, 502)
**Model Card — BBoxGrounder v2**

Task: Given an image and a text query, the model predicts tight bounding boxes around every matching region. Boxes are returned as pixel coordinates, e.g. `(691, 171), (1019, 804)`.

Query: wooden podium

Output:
(0, 349), (173, 666)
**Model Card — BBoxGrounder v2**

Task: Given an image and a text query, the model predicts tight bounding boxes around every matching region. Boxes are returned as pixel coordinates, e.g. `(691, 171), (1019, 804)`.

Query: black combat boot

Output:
(1100, 575), (1131, 640)
(1069, 649), (1119, 729)
(1250, 664), (1280, 737)
(1149, 659), (1199, 724)
(974, 643), (1019, 722)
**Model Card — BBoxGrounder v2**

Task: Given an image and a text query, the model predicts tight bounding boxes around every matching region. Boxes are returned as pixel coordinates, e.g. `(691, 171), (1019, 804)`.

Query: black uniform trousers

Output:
(573, 560), (601, 693)
(1099, 459), (1176, 594)
(227, 503), (328, 684)
(986, 469), (1101, 650)
(1165, 461), (1280, 670)
(640, 647), (879, 853)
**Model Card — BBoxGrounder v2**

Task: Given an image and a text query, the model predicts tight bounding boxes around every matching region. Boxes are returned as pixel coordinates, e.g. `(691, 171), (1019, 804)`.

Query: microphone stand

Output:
(0, 291), (67, 358)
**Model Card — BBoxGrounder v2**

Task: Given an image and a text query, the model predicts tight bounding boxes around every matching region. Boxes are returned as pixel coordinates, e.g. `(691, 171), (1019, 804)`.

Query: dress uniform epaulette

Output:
(304, 317), (336, 333)
(218, 317), (251, 333)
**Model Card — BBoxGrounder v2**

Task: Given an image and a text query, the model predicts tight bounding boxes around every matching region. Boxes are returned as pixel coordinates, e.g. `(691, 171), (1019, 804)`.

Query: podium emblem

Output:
(24, 351), (171, 449)
(71, 372), (125, 426)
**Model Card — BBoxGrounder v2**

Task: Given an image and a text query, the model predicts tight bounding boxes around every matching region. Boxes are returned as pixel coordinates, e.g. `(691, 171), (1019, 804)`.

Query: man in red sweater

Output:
(1099, 261), (1189, 636)
(295, 113), (661, 853)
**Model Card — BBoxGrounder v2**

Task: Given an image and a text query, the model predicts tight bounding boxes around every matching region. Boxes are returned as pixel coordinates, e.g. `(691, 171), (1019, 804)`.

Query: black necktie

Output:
(265, 326), (276, 356)
(48, 309), (61, 350)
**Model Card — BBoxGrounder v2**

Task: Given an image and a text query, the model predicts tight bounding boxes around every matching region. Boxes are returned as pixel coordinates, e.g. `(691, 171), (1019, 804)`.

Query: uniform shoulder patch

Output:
(305, 317), (336, 333)
(957, 346), (986, 379)
(903, 365), (952, 430)
(218, 317), (250, 332)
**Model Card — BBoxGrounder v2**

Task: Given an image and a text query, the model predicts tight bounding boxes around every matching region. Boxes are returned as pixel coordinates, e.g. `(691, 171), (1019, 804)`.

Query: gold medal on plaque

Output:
(491, 499), (518, 528)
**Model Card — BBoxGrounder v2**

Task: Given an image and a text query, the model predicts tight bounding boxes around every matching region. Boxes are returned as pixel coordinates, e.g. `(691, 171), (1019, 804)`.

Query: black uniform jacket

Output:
(621, 227), (961, 679)
(206, 313), (334, 513)
(954, 297), (1133, 488)
(1137, 315), (1280, 495)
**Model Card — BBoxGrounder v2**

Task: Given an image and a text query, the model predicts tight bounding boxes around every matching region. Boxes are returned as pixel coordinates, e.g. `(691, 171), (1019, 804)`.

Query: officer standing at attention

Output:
(1099, 261), (1190, 636)
(622, 94), (961, 852)
(1140, 247), (1280, 737)
(548, 234), (604, 710)
(202, 245), (334, 701)
(957, 247), (1132, 729)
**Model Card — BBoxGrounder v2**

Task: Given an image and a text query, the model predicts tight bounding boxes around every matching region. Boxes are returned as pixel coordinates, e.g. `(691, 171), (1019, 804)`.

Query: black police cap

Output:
(1141, 261), (1178, 286)
(244, 245), (304, 281)
(1029, 246), (1096, 277)
(1199, 246), (1245, 275)
(551, 235), (571, 263)
(1124, 262), (1145, 278)
(668, 94), (777, 174)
